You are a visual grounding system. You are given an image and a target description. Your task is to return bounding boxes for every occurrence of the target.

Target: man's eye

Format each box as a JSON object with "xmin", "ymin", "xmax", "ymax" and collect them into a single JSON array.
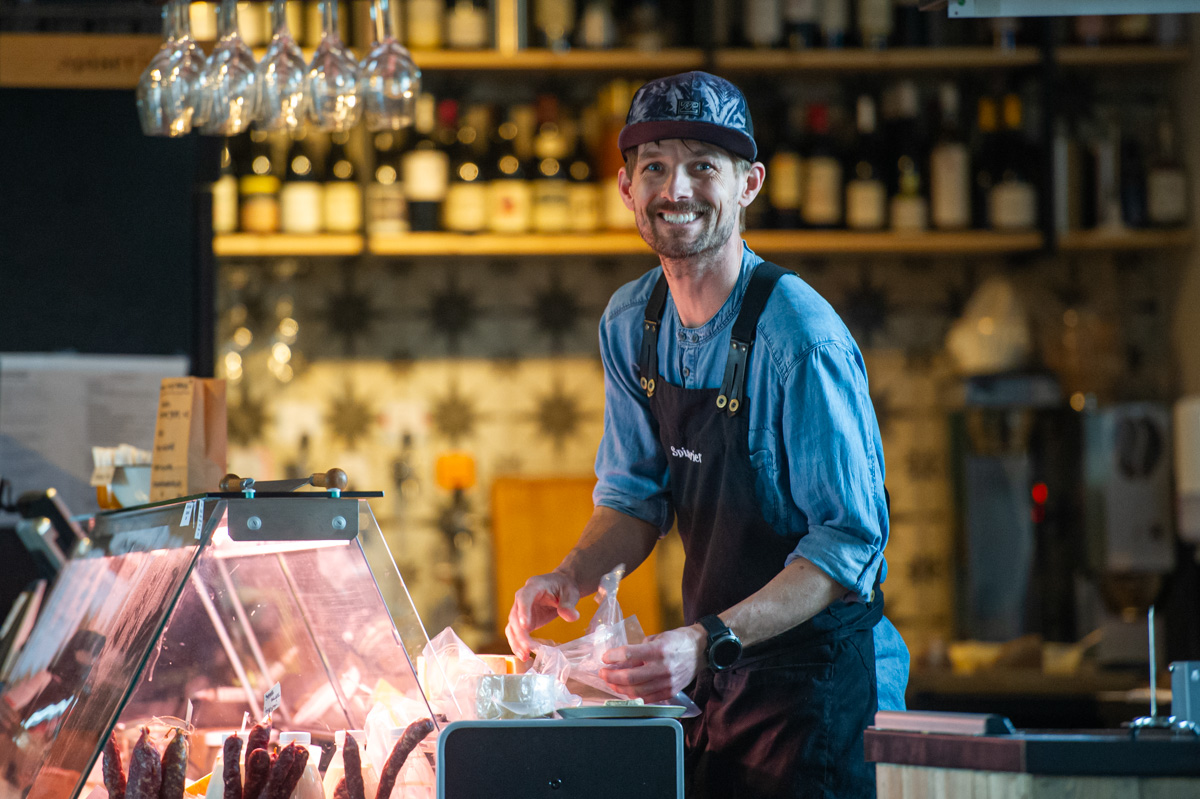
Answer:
[{"xmin": 694, "ymin": 162, "xmax": 714, "ymax": 171}]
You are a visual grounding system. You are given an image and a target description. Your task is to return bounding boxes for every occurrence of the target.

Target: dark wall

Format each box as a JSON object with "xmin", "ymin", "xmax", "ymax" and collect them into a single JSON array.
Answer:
[{"xmin": 0, "ymin": 88, "xmax": 209, "ymax": 370}]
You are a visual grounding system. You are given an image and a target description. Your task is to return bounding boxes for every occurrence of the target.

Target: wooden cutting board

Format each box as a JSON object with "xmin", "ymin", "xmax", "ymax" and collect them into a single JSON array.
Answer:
[{"xmin": 492, "ymin": 476, "xmax": 663, "ymax": 647}]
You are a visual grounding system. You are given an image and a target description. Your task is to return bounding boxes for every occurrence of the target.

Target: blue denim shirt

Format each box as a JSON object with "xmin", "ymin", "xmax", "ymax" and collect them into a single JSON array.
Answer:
[{"xmin": 594, "ymin": 243, "xmax": 909, "ymax": 710}]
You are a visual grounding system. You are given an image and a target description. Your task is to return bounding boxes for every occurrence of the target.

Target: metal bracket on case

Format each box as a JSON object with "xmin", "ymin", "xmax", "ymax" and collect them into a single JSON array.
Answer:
[{"xmin": 227, "ymin": 497, "xmax": 359, "ymax": 541}]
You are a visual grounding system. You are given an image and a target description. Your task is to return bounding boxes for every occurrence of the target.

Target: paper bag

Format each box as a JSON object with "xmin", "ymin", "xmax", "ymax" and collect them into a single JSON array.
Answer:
[{"xmin": 149, "ymin": 378, "xmax": 227, "ymax": 502}]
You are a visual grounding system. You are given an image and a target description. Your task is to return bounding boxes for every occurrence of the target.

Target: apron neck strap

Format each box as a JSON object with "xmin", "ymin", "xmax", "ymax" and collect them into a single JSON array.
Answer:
[
  {"xmin": 638, "ymin": 273, "xmax": 671, "ymax": 397},
  {"xmin": 718, "ymin": 261, "xmax": 791, "ymax": 416}
]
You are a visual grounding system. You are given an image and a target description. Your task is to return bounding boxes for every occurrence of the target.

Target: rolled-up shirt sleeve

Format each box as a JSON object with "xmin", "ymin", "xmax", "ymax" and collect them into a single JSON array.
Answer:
[
  {"xmin": 783, "ymin": 342, "xmax": 888, "ymax": 601},
  {"xmin": 592, "ymin": 303, "xmax": 674, "ymax": 532}
]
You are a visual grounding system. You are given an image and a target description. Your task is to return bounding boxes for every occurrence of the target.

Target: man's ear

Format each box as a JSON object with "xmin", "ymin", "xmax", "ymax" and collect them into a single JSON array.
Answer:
[
  {"xmin": 740, "ymin": 161, "xmax": 766, "ymax": 208},
  {"xmin": 618, "ymin": 166, "xmax": 636, "ymax": 212}
]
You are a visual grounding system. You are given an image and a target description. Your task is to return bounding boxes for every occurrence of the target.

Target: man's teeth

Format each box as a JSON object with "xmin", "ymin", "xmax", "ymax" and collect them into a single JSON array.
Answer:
[{"xmin": 661, "ymin": 212, "xmax": 699, "ymax": 224}]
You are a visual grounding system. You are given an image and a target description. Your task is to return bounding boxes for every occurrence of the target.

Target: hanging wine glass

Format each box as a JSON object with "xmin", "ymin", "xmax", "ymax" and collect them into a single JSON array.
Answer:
[
  {"xmin": 254, "ymin": 0, "xmax": 308, "ymax": 132},
  {"xmin": 198, "ymin": 0, "xmax": 258, "ymax": 135},
  {"xmin": 136, "ymin": 0, "xmax": 205, "ymax": 137},
  {"xmin": 307, "ymin": 0, "xmax": 361, "ymax": 132},
  {"xmin": 360, "ymin": 0, "xmax": 421, "ymax": 131}
]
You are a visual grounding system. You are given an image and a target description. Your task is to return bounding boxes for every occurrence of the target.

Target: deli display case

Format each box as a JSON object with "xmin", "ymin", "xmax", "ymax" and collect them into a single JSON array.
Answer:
[{"xmin": 0, "ymin": 480, "xmax": 437, "ymax": 798}]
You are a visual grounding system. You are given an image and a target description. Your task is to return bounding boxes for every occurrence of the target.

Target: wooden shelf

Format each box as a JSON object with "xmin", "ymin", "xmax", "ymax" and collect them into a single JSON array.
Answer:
[
  {"xmin": 0, "ymin": 33, "xmax": 163, "ymax": 89},
  {"xmin": 213, "ymin": 233, "xmax": 364, "ymax": 256},
  {"xmin": 1055, "ymin": 45, "xmax": 1191, "ymax": 68},
  {"xmin": 716, "ymin": 46, "xmax": 1041, "ymax": 72},
  {"xmin": 747, "ymin": 230, "xmax": 1043, "ymax": 255},
  {"xmin": 1058, "ymin": 228, "xmax": 1193, "ymax": 252},
  {"xmin": 408, "ymin": 48, "xmax": 705, "ymax": 73},
  {"xmin": 369, "ymin": 232, "xmax": 652, "ymax": 256}
]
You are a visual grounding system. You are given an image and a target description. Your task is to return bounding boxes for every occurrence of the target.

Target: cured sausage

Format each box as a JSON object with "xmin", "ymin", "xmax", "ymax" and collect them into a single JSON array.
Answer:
[
  {"xmin": 125, "ymin": 727, "xmax": 162, "ymax": 799},
  {"xmin": 341, "ymin": 732, "xmax": 364, "ymax": 799},
  {"xmin": 102, "ymin": 731, "xmax": 126, "ymax": 799},
  {"xmin": 245, "ymin": 723, "xmax": 270, "ymax": 768},
  {"xmin": 374, "ymin": 718, "xmax": 434, "ymax": 799},
  {"xmin": 241, "ymin": 747, "xmax": 271, "ymax": 799},
  {"xmin": 283, "ymin": 744, "xmax": 308, "ymax": 794},
  {"xmin": 260, "ymin": 741, "xmax": 298, "ymax": 799},
  {"xmin": 332, "ymin": 779, "xmax": 350, "ymax": 799},
  {"xmin": 159, "ymin": 729, "xmax": 189, "ymax": 799},
  {"xmin": 222, "ymin": 734, "xmax": 244, "ymax": 799}
]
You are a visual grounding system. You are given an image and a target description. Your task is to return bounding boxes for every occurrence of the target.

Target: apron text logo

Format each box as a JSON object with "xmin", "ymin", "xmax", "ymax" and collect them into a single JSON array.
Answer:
[{"xmin": 670, "ymin": 445, "xmax": 703, "ymax": 464}]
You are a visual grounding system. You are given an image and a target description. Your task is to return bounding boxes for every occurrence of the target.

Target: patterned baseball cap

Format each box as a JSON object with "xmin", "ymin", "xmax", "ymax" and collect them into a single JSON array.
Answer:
[{"xmin": 618, "ymin": 71, "xmax": 757, "ymax": 162}]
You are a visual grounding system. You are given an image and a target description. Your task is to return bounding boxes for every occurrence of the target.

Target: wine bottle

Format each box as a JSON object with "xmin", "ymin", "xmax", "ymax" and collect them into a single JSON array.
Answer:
[
  {"xmin": 566, "ymin": 114, "xmax": 601, "ymax": 232},
  {"xmin": 488, "ymin": 111, "xmax": 534, "ymax": 234},
  {"xmin": 240, "ymin": 129, "xmax": 281, "ymax": 233},
  {"xmin": 280, "ymin": 132, "xmax": 324, "ymax": 234},
  {"xmin": 887, "ymin": 81, "xmax": 928, "ymax": 232},
  {"xmin": 324, "ymin": 130, "xmax": 363, "ymax": 233},
  {"xmin": 532, "ymin": 95, "xmax": 571, "ymax": 233},
  {"xmin": 1146, "ymin": 109, "xmax": 1189, "ymax": 228},
  {"xmin": 893, "ymin": 0, "xmax": 925, "ymax": 47},
  {"xmin": 367, "ymin": 131, "xmax": 409, "ymax": 234},
  {"xmin": 628, "ymin": 1, "xmax": 665, "ymax": 51},
  {"xmin": 768, "ymin": 104, "xmax": 805, "ymax": 229},
  {"xmin": 819, "ymin": 0, "xmax": 848, "ymax": 48},
  {"xmin": 972, "ymin": 96, "xmax": 999, "ymax": 230},
  {"xmin": 212, "ymin": 139, "xmax": 239, "ymax": 234},
  {"xmin": 930, "ymin": 82, "xmax": 970, "ymax": 230},
  {"xmin": 1120, "ymin": 131, "xmax": 1148, "ymax": 229},
  {"xmin": 407, "ymin": 0, "xmax": 444, "ymax": 48},
  {"xmin": 745, "ymin": 0, "xmax": 783, "ymax": 49},
  {"xmin": 446, "ymin": 0, "xmax": 489, "ymax": 48},
  {"xmin": 237, "ymin": 1, "xmax": 269, "ymax": 46},
  {"xmin": 784, "ymin": 0, "xmax": 819, "ymax": 49},
  {"xmin": 988, "ymin": 93, "xmax": 1037, "ymax": 231},
  {"xmin": 599, "ymin": 80, "xmax": 637, "ymax": 229},
  {"xmin": 578, "ymin": 0, "xmax": 617, "ymax": 48},
  {"xmin": 402, "ymin": 93, "xmax": 451, "ymax": 231},
  {"xmin": 534, "ymin": 0, "xmax": 576, "ymax": 51},
  {"xmin": 801, "ymin": 103, "xmax": 843, "ymax": 229},
  {"xmin": 856, "ymin": 0, "xmax": 893, "ymax": 50},
  {"xmin": 845, "ymin": 95, "xmax": 887, "ymax": 231},
  {"xmin": 444, "ymin": 104, "xmax": 490, "ymax": 233}
]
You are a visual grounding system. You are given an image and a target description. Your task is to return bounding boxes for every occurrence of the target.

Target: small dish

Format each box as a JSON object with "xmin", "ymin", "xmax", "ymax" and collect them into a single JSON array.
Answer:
[{"xmin": 557, "ymin": 704, "xmax": 687, "ymax": 719}]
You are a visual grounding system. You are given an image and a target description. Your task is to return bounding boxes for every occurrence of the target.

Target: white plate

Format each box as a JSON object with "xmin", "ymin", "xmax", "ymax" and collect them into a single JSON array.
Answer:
[{"xmin": 557, "ymin": 704, "xmax": 687, "ymax": 719}]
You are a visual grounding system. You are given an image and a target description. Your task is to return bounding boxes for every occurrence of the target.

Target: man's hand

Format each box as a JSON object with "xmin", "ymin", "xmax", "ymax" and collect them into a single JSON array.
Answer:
[
  {"xmin": 505, "ymin": 571, "xmax": 582, "ymax": 661},
  {"xmin": 598, "ymin": 625, "xmax": 706, "ymax": 704}
]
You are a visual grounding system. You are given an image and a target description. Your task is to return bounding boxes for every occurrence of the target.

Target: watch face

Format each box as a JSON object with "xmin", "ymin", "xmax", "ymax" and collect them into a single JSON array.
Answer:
[{"xmin": 710, "ymin": 635, "xmax": 741, "ymax": 670}]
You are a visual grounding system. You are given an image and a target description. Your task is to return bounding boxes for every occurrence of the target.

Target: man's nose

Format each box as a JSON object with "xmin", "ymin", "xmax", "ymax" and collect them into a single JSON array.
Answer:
[{"xmin": 662, "ymin": 166, "xmax": 694, "ymax": 202}]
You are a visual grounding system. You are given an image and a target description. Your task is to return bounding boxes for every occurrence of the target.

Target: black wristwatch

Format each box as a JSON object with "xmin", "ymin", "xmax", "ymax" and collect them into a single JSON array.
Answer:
[{"xmin": 698, "ymin": 614, "xmax": 742, "ymax": 671}]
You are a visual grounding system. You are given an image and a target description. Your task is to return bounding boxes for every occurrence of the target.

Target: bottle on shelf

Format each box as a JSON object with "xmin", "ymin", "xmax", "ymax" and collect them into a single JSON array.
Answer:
[
  {"xmin": 367, "ymin": 130, "xmax": 409, "ymax": 234},
  {"xmin": 239, "ymin": 129, "xmax": 281, "ymax": 233},
  {"xmin": 324, "ymin": 129, "xmax": 363, "ymax": 233},
  {"xmin": 845, "ymin": 95, "xmax": 887, "ymax": 231},
  {"xmin": 444, "ymin": 103, "xmax": 490, "ymax": 233},
  {"xmin": 628, "ymin": 0, "xmax": 665, "ymax": 51},
  {"xmin": 1074, "ymin": 15, "xmax": 1107, "ymax": 47},
  {"xmin": 767, "ymin": 103, "xmax": 805, "ymax": 229},
  {"xmin": 1146, "ymin": 108, "xmax": 1189, "ymax": 228},
  {"xmin": 856, "ymin": 0, "xmax": 893, "ymax": 50},
  {"xmin": 929, "ymin": 82, "xmax": 971, "ymax": 231},
  {"xmin": 532, "ymin": 95, "xmax": 571, "ymax": 233},
  {"xmin": 819, "ymin": 0, "xmax": 849, "ymax": 48},
  {"xmin": 446, "ymin": 0, "xmax": 490, "ymax": 48},
  {"xmin": 987, "ymin": 93, "xmax": 1037, "ymax": 232},
  {"xmin": 990, "ymin": 17, "xmax": 1019, "ymax": 51},
  {"xmin": 745, "ymin": 0, "xmax": 783, "ymax": 49},
  {"xmin": 534, "ymin": 0, "xmax": 576, "ymax": 51},
  {"xmin": 407, "ymin": 0, "xmax": 444, "ymax": 49},
  {"xmin": 402, "ymin": 93, "xmax": 451, "ymax": 231},
  {"xmin": 566, "ymin": 113, "xmax": 601, "ymax": 232},
  {"xmin": 212, "ymin": 138, "xmax": 240, "ymax": 235},
  {"xmin": 237, "ymin": 1, "xmax": 269, "ymax": 46},
  {"xmin": 280, "ymin": 131, "xmax": 324, "ymax": 234},
  {"xmin": 578, "ymin": 0, "xmax": 617, "ymax": 49},
  {"xmin": 487, "ymin": 110, "xmax": 534, "ymax": 234},
  {"xmin": 598, "ymin": 80, "xmax": 637, "ymax": 230},
  {"xmin": 784, "ymin": 0, "xmax": 819, "ymax": 50},
  {"xmin": 801, "ymin": 103, "xmax": 843, "ymax": 229},
  {"xmin": 892, "ymin": 0, "xmax": 926, "ymax": 48},
  {"xmin": 971, "ymin": 96, "xmax": 999, "ymax": 230},
  {"xmin": 1120, "ymin": 129, "xmax": 1148, "ymax": 229},
  {"xmin": 887, "ymin": 80, "xmax": 928, "ymax": 233}
]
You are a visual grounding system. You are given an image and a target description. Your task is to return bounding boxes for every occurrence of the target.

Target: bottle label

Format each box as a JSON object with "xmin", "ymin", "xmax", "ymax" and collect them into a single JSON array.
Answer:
[
  {"xmin": 212, "ymin": 175, "xmax": 239, "ymax": 234},
  {"xmin": 534, "ymin": 181, "xmax": 571, "ymax": 233},
  {"xmin": 989, "ymin": 179, "xmax": 1037, "ymax": 230},
  {"xmin": 324, "ymin": 182, "xmax": 363, "ymax": 233},
  {"xmin": 403, "ymin": 150, "xmax": 450, "ymax": 202},
  {"xmin": 820, "ymin": 0, "xmax": 849, "ymax": 33},
  {"xmin": 785, "ymin": 0, "xmax": 818, "ymax": 23},
  {"xmin": 1147, "ymin": 168, "xmax": 1187, "ymax": 225},
  {"xmin": 444, "ymin": 182, "xmax": 488, "ymax": 232},
  {"xmin": 890, "ymin": 194, "xmax": 929, "ymax": 232},
  {"xmin": 857, "ymin": 0, "xmax": 894, "ymax": 45},
  {"xmin": 846, "ymin": 179, "xmax": 887, "ymax": 230},
  {"xmin": 407, "ymin": 0, "xmax": 443, "ymax": 48},
  {"xmin": 280, "ymin": 183, "xmax": 324, "ymax": 234},
  {"xmin": 367, "ymin": 183, "xmax": 409, "ymax": 234},
  {"xmin": 489, "ymin": 180, "xmax": 533, "ymax": 233},
  {"xmin": 745, "ymin": 0, "xmax": 784, "ymax": 47},
  {"xmin": 802, "ymin": 157, "xmax": 843, "ymax": 226},
  {"xmin": 930, "ymin": 143, "xmax": 971, "ymax": 230},
  {"xmin": 447, "ymin": 4, "xmax": 489, "ymax": 48},
  {"xmin": 768, "ymin": 151, "xmax": 803, "ymax": 211},
  {"xmin": 568, "ymin": 183, "xmax": 601, "ymax": 232}
]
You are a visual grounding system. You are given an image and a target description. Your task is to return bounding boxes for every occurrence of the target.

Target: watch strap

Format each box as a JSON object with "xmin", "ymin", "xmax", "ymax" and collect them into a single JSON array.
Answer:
[{"xmin": 698, "ymin": 614, "xmax": 729, "ymax": 641}]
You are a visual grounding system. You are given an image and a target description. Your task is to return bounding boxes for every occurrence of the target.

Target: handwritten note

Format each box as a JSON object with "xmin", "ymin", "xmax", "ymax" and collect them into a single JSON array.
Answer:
[{"xmin": 150, "ymin": 379, "xmax": 195, "ymax": 502}]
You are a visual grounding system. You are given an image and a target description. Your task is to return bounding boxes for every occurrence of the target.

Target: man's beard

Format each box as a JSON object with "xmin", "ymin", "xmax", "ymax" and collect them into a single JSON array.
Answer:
[{"xmin": 636, "ymin": 200, "xmax": 737, "ymax": 260}]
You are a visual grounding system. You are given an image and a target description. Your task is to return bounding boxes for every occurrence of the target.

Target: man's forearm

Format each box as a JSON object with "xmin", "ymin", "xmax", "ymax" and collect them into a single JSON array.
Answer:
[
  {"xmin": 718, "ymin": 556, "xmax": 846, "ymax": 648},
  {"xmin": 557, "ymin": 505, "xmax": 660, "ymax": 597}
]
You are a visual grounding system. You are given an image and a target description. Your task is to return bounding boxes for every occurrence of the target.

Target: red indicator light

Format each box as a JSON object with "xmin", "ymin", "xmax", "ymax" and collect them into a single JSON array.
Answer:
[{"xmin": 1031, "ymin": 482, "xmax": 1048, "ymax": 505}]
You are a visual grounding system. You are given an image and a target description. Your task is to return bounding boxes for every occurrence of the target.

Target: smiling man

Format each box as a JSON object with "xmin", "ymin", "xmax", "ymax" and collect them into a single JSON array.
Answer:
[{"xmin": 505, "ymin": 72, "xmax": 909, "ymax": 799}]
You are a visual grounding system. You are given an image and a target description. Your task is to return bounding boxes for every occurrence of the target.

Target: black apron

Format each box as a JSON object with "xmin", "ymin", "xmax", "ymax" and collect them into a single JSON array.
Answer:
[{"xmin": 638, "ymin": 262, "xmax": 884, "ymax": 799}]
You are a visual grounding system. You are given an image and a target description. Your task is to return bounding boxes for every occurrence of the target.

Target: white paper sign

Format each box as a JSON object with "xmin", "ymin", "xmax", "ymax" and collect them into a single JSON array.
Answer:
[
  {"xmin": 180, "ymin": 500, "xmax": 195, "ymax": 527},
  {"xmin": 264, "ymin": 681, "xmax": 282, "ymax": 716}
]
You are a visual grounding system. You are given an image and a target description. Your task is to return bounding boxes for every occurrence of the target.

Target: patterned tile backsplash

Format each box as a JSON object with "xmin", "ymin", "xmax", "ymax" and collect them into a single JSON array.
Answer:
[{"xmin": 218, "ymin": 250, "xmax": 1179, "ymax": 657}]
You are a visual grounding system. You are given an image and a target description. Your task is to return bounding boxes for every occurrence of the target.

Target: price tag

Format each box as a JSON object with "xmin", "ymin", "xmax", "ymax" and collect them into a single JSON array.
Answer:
[
  {"xmin": 264, "ymin": 682, "xmax": 282, "ymax": 716},
  {"xmin": 180, "ymin": 500, "xmax": 195, "ymax": 527},
  {"xmin": 193, "ymin": 501, "xmax": 204, "ymax": 540}
]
